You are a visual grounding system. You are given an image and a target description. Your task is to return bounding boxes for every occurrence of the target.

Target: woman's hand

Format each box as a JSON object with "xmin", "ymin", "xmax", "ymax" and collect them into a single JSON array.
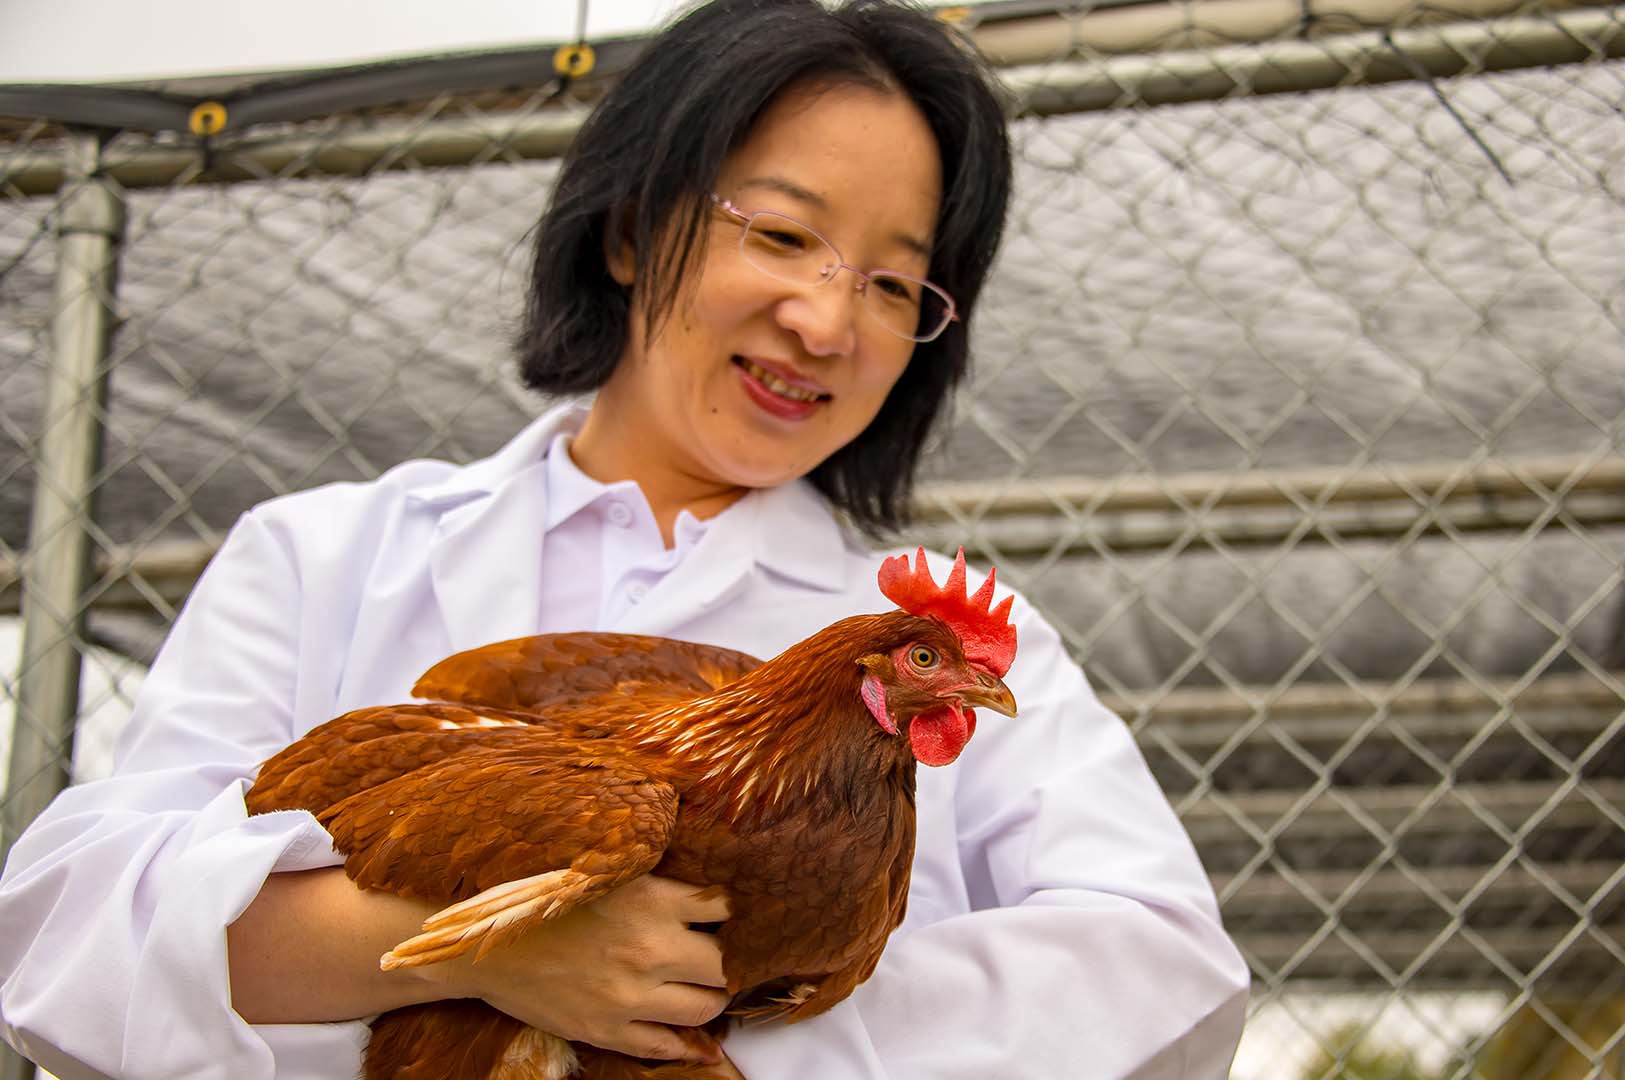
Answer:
[
  {"xmin": 421, "ymin": 873, "xmax": 733, "ymax": 1065},
  {"xmin": 229, "ymin": 867, "xmax": 730, "ymax": 1065}
]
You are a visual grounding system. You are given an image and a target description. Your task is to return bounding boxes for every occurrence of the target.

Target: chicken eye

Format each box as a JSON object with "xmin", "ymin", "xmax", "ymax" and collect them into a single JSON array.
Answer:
[{"xmin": 909, "ymin": 646, "xmax": 939, "ymax": 669}]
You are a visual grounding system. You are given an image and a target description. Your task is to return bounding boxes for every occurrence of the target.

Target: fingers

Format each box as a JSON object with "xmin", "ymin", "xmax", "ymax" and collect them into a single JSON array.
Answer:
[
  {"xmin": 666, "ymin": 927, "xmax": 728, "ymax": 988},
  {"xmin": 457, "ymin": 871, "xmax": 735, "ymax": 1065},
  {"xmin": 634, "ymin": 876, "xmax": 729, "ymax": 988},
  {"xmin": 611, "ymin": 1021, "xmax": 725, "ymax": 1066},
  {"xmin": 643, "ymin": 874, "xmax": 731, "ymax": 924},
  {"xmin": 680, "ymin": 883, "xmax": 732, "ymax": 924},
  {"xmin": 601, "ymin": 924, "xmax": 727, "ymax": 990},
  {"xmin": 574, "ymin": 976, "xmax": 726, "ymax": 1064},
  {"xmin": 642, "ymin": 982, "xmax": 732, "ymax": 1029}
]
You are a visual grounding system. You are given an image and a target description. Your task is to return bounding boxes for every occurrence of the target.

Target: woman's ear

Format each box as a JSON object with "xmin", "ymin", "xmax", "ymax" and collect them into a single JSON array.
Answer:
[{"xmin": 604, "ymin": 203, "xmax": 637, "ymax": 286}]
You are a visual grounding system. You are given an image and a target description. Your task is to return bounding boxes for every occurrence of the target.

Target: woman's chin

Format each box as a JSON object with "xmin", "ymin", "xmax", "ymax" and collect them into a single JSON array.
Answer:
[
  {"xmin": 718, "ymin": 461, "xmax": 808, "ymax": 491},
  {"xmin": 701, "ymin": 441, "xmax": 821, "ymax": 492}
]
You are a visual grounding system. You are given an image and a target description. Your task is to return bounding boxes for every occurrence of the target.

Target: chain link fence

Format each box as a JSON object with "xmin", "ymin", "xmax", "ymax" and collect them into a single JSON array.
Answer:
[{"xmin": 3, "ymin": 1, "xmax": 1624, "ymax": 1076}]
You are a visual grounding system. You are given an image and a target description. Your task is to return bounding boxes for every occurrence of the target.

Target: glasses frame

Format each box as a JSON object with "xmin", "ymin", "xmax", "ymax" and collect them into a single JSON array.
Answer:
[{"xmin": 710, "ymin": 194, "xmax": 958, "ymax": 344}]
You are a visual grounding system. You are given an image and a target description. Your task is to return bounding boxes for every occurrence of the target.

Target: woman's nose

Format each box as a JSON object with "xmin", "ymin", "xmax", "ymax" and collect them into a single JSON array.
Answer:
[{"xmin": 776, "ymin": 275, "xmax": 861, "ymax": 358}]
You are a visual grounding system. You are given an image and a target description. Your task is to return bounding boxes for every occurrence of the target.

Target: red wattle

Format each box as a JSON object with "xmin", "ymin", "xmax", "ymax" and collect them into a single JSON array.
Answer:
[{"xmin": 909, "ymin": 703, "xmax": 972, "ymax": 767}]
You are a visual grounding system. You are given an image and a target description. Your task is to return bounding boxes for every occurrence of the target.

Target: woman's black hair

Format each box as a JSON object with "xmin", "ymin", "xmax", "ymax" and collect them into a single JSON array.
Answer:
[{"xmin": 516, "ymin": 0, "xmax": 1012, "ymax": 537}]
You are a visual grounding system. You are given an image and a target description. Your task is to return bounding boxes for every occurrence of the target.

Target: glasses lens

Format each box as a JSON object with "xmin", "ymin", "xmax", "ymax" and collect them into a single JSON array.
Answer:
[
  {"xmin": 869, "ymin": 273, "xmax": 950, "ymax": 342},
  {"xmin": 736, "ymin": 208, "xmax": 953, "ymax": 343},
  {"xmin": 740, "ymin": 212, "xmax": 835, "ymax": 285}
]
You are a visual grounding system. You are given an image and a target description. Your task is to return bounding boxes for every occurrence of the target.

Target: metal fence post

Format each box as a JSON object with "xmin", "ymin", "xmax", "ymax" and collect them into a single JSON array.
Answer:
[{"xmin": 1, "ymin": 133, "xmax": 124, "ymax": 1080}]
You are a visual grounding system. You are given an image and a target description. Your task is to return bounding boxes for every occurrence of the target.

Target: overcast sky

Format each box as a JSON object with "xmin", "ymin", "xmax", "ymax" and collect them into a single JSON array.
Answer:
[{"xmin": 0, "ymin": 0, "xmax": 693, "ymax": 84}]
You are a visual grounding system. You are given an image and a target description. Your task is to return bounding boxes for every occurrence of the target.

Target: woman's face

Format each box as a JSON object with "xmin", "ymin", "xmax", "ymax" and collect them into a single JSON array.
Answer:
[{"xmin": 592, "ymin": 79, "xmax": 944, "ymax": 497}]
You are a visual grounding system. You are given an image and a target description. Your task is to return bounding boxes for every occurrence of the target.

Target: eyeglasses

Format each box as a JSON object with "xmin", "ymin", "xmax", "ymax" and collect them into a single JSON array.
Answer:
[{"xmin": 711, "ymin": 194, "xmax": 957, "ymax": 343}]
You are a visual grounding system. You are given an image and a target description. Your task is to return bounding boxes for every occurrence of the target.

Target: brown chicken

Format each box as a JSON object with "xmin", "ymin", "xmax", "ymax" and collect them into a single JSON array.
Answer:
[{"xmin": 246, "ymin": 548, "xmax": 1018, "ymax": 1080}]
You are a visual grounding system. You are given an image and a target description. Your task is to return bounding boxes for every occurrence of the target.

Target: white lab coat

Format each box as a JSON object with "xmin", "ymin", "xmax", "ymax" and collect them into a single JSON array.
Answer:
[{"xmin": 0, "ymin": 404, "xmax": 1248, "ymax": 1079}]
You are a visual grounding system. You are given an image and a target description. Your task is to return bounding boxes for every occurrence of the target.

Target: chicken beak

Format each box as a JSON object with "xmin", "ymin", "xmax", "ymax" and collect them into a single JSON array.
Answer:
[{"xmin": 956, "ymin": 669, "xmax": 1017, "ymax": 718}]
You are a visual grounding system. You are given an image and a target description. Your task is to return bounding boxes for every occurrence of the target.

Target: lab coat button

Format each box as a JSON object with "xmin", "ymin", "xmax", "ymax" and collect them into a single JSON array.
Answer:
[
  {"xmin": 627, "ymin": 581, "xmax": 649, "ymax": 603},
  {"xmin": 607, "ymin": 502, "xmax": 634, "ymax": 527}
]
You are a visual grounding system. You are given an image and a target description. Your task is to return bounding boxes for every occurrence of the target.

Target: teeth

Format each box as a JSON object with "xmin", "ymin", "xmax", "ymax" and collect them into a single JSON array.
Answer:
[{"xmin": 742, "ymin": 359, "xmax": 823, "ymax": 403}]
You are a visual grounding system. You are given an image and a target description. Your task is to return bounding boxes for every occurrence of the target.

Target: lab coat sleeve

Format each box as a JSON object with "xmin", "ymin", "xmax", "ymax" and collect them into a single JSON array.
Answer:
[
  {"xmin": 725, "ymin": 597, "xmax": 1250, "ymax": 1079},
  {"xmin": 0, "ymin": 510, "xmax": 362, "ymax": 1080}
]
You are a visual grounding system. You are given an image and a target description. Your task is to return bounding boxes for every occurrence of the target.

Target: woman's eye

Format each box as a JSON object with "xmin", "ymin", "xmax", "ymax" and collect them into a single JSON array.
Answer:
[
  {"xmin": 763, "ymin": 229, "xmax": 805, "ymax": 250},
  {"xmin": 872, "ymin": 275, "xmax": 921, "ymax": 304},
  {"xmin": 910, "ymin": 646, "xmax": 938, "ymax": 668}
]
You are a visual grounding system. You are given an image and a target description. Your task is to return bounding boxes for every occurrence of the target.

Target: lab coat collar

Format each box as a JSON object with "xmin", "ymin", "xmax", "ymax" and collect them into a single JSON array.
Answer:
[
  {"xmin": 421, "ymin": 400, "xmax": 851, "ymax": 648},
  {"xmin": 409, "ymin": 401, "xmax": 589, "ymax": 510},
  {"xmin": 607, "ymin": 478, "xmax": 849, "ymax": 637},
  {"xmin": 425, "ymin": 458, "xmax": 551, "ymax": 650},
  {"xmin": 420, "ymin": 403, "xmax": 584, "ymax": 649},
  {"xmin": 746, "ymin": 480, "xmax": 850, "ymax": 594}
]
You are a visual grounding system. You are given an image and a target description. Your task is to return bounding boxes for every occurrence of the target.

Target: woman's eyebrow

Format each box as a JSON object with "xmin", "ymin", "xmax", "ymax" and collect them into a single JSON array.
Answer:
[
  {"xmin": 737, "ymin": 175, "xmax": 826, "ymax": 207},
  {"xmin": 890, "ymin": 232, "xmax": 933, "ymax": 262},
  {"xmin": 734, "ymin": 175, "xmax": 933, "ymax": 260}
]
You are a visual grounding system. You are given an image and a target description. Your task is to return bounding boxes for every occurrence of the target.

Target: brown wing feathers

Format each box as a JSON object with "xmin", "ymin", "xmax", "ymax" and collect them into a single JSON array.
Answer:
[{"xmin": 411, "ymin": 633, "xmax": 761, "ymax": 716}]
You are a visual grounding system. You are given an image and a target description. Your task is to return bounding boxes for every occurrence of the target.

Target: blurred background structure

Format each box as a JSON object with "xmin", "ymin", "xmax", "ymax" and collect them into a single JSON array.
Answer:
[{"xmin": 3, "ymin": 1, "xmax": 1624, "ymax": 1077}]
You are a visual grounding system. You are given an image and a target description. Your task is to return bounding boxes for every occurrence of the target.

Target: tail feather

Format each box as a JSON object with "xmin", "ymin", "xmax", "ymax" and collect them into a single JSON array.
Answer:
[{"xmin": 381, "ymin": 868, "xmax": 593, "ymax": 970}]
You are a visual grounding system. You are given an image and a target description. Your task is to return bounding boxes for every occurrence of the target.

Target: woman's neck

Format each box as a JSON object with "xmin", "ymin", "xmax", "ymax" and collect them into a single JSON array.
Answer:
[{"xmin": 568, "ymin": 411, "xmax": 748, "ymax": 548}]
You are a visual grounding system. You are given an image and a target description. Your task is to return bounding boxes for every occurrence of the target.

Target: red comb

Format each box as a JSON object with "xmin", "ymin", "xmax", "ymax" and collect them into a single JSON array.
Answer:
[{"xmin": 877, "ymin": 547, "xmax": 1016, "ymax": 677}]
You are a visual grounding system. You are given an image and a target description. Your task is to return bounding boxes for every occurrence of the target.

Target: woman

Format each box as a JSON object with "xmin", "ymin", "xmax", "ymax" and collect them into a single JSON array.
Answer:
[{"xmin": 0, "ymin": 1, "xmax": 1248, "ymax": 1076}]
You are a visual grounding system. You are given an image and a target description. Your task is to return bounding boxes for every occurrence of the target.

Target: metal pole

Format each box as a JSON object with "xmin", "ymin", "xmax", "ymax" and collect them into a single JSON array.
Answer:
[{"xmin": 1, "ymin": 133, "xmax": 124, "ymax": 1080}]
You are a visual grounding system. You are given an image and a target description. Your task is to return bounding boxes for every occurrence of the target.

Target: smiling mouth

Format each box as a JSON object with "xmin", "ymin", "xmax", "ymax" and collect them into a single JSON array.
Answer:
[{"xmin": 735, "ymin": 357, "xmax": 830, "ymax": 404}]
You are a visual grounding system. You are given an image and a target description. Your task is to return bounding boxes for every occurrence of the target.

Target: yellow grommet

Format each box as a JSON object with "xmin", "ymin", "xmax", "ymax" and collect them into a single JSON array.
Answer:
[
  {"xmin": 936, "ymin": 6, "xmax": 972, "ymax": 24},
  {"xmin": 553, "ymin": 43, "xmax": 596, "ymax": 78},
  {"xmin": 189, "ymin": 101, "xmax": 228, "ymax": 136}
]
